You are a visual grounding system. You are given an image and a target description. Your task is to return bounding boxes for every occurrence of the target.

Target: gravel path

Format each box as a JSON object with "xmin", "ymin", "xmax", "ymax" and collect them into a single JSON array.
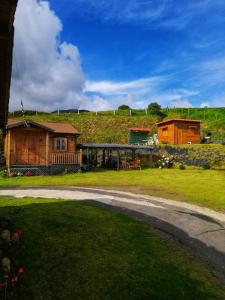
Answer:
[{"xmin": 0, "ymin": 187, "xmax": 225, "ymax": 281}]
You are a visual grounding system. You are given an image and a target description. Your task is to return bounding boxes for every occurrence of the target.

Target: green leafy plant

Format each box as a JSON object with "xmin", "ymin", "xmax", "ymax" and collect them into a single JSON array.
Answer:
[
  {"xmin": 179, "ymin": 164, "xmax": 186, "ymax": 170},
  {"xmin": 202, "ymin": 163, "xmax": 211, "ymax": 170},
  {"xmin": 0, "ymin": 170, "xmax": 8, "ymax": 178}
]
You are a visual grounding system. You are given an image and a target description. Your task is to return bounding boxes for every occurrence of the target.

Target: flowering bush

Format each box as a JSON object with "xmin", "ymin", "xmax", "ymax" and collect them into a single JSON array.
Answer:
[
  {"xmin": 0, "ymin": 217, "xmax": 24, "ymax": 298},
  {"xmin": 9, "ymin": 172, "xmax": 17, "ymax": 177},
  {"xmin": 24, "ymin": 171, "xmax": 33, "ymax": 176},
  {"xmin": 158, "ymin": 155, "xmax": 174, "ymax": 169}
]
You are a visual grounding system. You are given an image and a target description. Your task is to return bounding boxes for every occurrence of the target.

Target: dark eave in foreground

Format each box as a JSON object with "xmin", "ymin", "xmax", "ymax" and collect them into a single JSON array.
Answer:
[{"xmin": 0, "ymin": 0, "xmax": 18, "ymax": 128}]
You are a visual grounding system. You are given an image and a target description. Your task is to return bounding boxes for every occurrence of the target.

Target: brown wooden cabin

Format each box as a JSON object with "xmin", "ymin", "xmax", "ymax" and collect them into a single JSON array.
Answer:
[
  {"xmin": 4, "ymin": 120, "xmax": 82, "ymax": 171},
  {"xmin": 157, "ymin": 118, "xmax": 201, "ymax": 144}
]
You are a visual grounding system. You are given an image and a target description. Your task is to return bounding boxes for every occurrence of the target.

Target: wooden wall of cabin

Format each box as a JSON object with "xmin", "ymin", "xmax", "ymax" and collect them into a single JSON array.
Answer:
[
  {"xmin": 157, "ymin": 123, "xmax": 175, "ymax": 144},
  {"xmin": 174, "ymin": 122, "xmax": 200, "ymax": 144},
  {"xmin": 5, "ymin": 127, "xmax": 47, "ymax": 165}
]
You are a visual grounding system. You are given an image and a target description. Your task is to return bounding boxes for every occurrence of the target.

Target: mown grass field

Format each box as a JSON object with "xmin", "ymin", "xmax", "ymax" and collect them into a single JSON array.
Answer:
[
  {"xmin": 8, "ymin": 107, "xmax": 225, "ymax": 143},
  {"xmin": 1, "ymin": 169, "xmax": 225, "ymax": 211},
  {"xmin": 1, "ymin": 197, "xmax": 224, "ymax": 300}
]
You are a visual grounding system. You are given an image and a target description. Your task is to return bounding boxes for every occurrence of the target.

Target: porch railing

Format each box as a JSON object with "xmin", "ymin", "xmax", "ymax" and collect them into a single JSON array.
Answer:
[{"xmin": 50, "ymin": 152, "xmax": 81, "ymax": 165}]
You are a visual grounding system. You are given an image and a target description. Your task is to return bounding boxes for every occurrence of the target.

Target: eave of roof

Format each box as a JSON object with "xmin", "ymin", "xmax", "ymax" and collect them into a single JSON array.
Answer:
[
  {"xmin": 128, "ymin": 128, "xmax": 151, "ymax": 132},
  {"xmin": 157, "ymin": 118, "xmax": 201, "ymax": 126},
  {"xmin": 6, "ymin": 119, "xmax": 80, "ymax": 135},
  {"xmin": 78, "ymin": 143, "xmax": 154, "ymax": 150},
  {"xmin": 0, "ymin": 0, "xmax": 18, "ymax": 128}
]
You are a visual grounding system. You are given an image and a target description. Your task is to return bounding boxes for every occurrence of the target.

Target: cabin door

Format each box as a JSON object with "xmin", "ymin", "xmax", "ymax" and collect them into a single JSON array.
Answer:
[
  {"xmin": 177, "ymin": 126, "xmax": 183, "ymax": 144},
  {"xmin": 15, "ymin": 133, "xmax": 40, "ymax": 165}
]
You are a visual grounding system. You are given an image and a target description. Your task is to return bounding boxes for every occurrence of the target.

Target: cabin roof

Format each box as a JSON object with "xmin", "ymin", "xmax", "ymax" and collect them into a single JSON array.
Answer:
[
  {"xmin": 128, "ymin": 128, "xmax": 151, "ymax": 132},
  {"xmin": 157, "ymin": 118, "xmax": 201, "ymax": 126},
  {"xmin": 6, "ymin": 119, "xmax": 80, "ymax": 135}
]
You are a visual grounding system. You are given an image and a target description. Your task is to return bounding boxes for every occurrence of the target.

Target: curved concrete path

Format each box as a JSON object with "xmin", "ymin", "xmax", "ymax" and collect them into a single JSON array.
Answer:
[{"xmin": 0, "ymin": 187, "xmax": 225, "ymax": 281}]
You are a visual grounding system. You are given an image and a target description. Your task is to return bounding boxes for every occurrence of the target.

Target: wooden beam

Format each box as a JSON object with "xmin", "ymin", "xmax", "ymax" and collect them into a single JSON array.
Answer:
[
  {"xmin": 116, "ymin": 149, "xmax": 120, "ymax": 171},
  {"xmin": 79, "ymin": 149, "xmax": 83, "ymax": 167},
  {"xmin": 46, "ymin": 132, "xmax": 49, "ymax": 166},
  {"xmin": 7, "ymin": 129, "xmax": 11, "ymax": 174}
]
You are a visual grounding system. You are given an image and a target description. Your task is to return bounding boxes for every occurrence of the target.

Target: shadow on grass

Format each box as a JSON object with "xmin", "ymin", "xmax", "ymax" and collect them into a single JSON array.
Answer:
[{"xmin": 0, "ymin": 198, "xmax": 224, "ymax": 300}]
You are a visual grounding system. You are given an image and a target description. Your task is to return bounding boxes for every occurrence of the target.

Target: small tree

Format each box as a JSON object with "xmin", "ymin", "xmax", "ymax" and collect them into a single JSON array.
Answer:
[
  {"xmin": 118, "ymin": 105, "xmax": 131, "ymax": 110},
  {"xmin": 148, "ymin": 102, "xmax": 161, "ymax": 115}
]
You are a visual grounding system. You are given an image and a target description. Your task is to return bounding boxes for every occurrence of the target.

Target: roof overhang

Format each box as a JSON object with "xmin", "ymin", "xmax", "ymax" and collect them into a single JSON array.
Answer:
[
  {"xmin": 0, "ymin": 0, "xmax": 18, "ymax": 128},
  {"xmin": 129, "ymin": 128, "xmax": 151, "ymax": 132},
  {"xmin": 6, "ymin": 120, "xmax": 55, "ymax": 132},
  {"xmin": 157, "ymin": 118, "xmax": 201, "ymax": 126},
  {"xmin": 6, "ymin": 119, "xmax": 80, "ymax": 135}
]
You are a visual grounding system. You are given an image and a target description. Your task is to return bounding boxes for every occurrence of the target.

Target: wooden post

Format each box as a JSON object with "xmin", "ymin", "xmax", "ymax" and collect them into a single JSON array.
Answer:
[
  {"xmin": 132, "ymin": 149, "xmax": 136, "ymax": 161},
  {"xmin": 87, "ymin": 148, "xmax": 89, "ymax": 168},
  {"xmin": 46, "ymin": 132, "xmax": 49, "ymax": 166},
  {"xmin": 116, "ymin": 149, "xmax": 120, "ymax": 171},
  {"xmin": 102, "ymin": 149, "xmax": 105, "ymax": 167},
  {"xmin": 7, "ymin": 130, "xmax": 11, "ymax": 175},
  {"xmin": 79, "ymin": 149, "xmax": 83, "ymax": 166}
]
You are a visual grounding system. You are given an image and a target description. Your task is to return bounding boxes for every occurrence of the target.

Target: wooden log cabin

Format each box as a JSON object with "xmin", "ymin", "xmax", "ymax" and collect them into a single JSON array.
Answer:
[
  {"xmin": 157, "ymin": 118, "xmax": 201, "ymax": 145},
  {"xmin": 4, "ymin": 120, "xmax": 82, "ymax": 175}
]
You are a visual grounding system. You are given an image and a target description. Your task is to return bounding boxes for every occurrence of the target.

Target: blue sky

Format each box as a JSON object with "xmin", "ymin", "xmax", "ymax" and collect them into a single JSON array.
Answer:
[{"xmin": 11, "ymin": 0, "xmax": 225, "ymax": 111}]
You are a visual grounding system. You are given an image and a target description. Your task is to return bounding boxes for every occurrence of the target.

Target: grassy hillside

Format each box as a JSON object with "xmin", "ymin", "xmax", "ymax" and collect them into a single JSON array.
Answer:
[{"xmin": 8, "ymin": 107, "xmax": 225, "ymax": 144}]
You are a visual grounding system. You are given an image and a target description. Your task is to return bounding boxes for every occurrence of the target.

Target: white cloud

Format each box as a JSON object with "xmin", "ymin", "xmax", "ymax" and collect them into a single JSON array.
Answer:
[
  {"xmin": 68, "ymin": 0, "xmax": 225, "ymax": 30},
  {"xmin": 85, "ymin": 77, "xmax": 165, "ymax": 96},
  {"xmin": 10, "ymin": 0, "xmax": 85, "ymax": 112},
  {"xmin": 169, "ymin": 100, "xmax": 192, "ymax": 108}
]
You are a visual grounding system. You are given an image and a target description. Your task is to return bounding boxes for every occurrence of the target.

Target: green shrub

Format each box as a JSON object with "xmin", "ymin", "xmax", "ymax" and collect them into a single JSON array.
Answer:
[
  {"xmin": 202, "ymin": 163, "xmax": 211, "ymax": 170},
  {"xmin": 0, "ymin": 169, "xmax": 8, "ymax": 178},
  {"xmin": 179, "ymin": 164, "xmax": 186, "ymax": 170}
]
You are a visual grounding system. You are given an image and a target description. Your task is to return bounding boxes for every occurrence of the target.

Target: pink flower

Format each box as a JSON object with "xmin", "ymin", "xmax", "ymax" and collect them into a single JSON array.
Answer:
[
  {"xmin": 14, "ymin": 229, "xmax": 22, "ymax": 236},
  {"xmin": 3, "ymin": 274, "xmax": 9, "ymax": 279},
  {"xmin": 18, "ymin": 267, "xmax": 24, "ymax": 273},
  {"xmin": 11, "ymin": 277, "xmax": 18, "ymax": 283},
  {"xmin": 0, "ymin": 283, "xmax": 5, "ymax": 287}
]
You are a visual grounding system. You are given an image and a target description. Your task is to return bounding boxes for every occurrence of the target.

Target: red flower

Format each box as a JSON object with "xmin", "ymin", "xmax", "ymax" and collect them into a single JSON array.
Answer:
[
  {"xmin": 18, "ymin": 267, "xmax": 24, "ymax": 273},
  {"xmin": 0, "ymin": 283, "xmax": 5, "ymax": 287},
  {"xmin": 11, "ymin": 277, "xmax": 18, "ymax": 283},
  {"xmin": 3, "ymin": 274, "xmax": 9, "ymax": 279},
  {"xmin": 14, "ymin": 229, "xmax": 22, "ymax": 236}
]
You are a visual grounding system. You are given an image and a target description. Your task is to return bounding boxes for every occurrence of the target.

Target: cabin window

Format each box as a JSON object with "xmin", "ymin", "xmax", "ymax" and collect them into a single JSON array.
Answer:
[{"xmin": 53, "ymin": 138, "xmax": 67, "ymax": 151}]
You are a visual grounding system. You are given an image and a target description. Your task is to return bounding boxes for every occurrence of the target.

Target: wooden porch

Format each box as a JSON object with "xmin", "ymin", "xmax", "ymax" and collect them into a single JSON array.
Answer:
[{"xmin": 49, "ymin": 152, "xmax": 81, "ymax": 165}]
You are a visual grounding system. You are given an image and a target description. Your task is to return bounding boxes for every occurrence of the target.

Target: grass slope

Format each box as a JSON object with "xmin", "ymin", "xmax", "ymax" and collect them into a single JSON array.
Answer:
[
  {"xmin": 1, "ymin": 197, "xmax": 224, "ymax": 300},
  {"xmin": 8, "ymin": 107, "xmax": 225, "ymax": 144},
  {"xmin": 1, "ymin": 169, "xmax": 225, "ymax": 211}
]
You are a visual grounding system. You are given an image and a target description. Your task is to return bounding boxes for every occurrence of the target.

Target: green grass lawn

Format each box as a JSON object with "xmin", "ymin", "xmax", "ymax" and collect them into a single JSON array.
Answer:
[
  {"xmin": 1, "ymin": 169, "xmax": 225, "ymax": 211},
  {"xmin": 1, "ymin": 197, "xmax": 224, "ymax": 300}
]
